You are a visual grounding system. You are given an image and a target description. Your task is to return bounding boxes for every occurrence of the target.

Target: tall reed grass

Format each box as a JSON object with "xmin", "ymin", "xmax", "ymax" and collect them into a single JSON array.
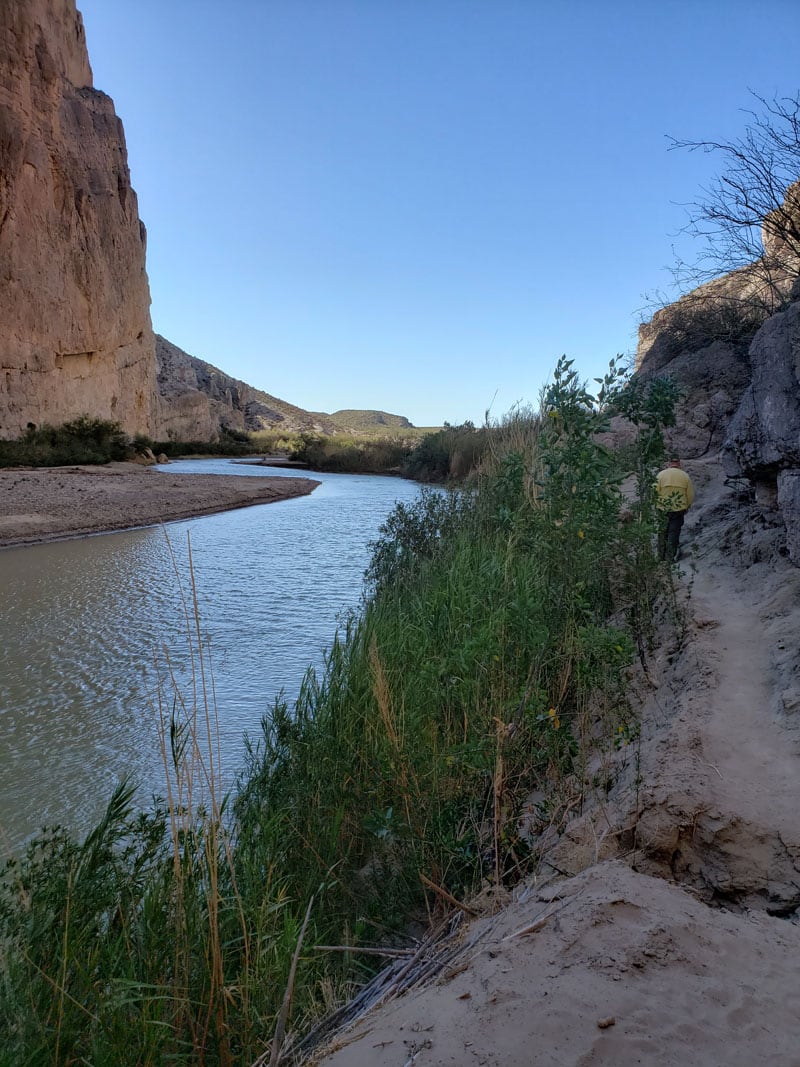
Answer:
[{"xmin": 0, "ymin": 358, "xmax": 675, "ymax": 1063}]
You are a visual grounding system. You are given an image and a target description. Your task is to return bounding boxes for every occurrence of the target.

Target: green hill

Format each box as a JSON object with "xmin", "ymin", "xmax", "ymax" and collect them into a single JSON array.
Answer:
[{"xmin": 324, "ymin": 409, "xmax": 414, "ymax": 432}]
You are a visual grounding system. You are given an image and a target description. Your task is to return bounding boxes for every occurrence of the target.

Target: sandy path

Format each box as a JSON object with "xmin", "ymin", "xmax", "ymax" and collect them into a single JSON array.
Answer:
[
  {"xmin": 315, "ymin": 860, "xmax": 800, "ymax": 1067},
  {"xmin": 690, "ymin": 568, "xmax": 800, "ymax": 841},
  {"xmin": 0, "ymin": 463, "xmax": 320, "ymax": 547}
]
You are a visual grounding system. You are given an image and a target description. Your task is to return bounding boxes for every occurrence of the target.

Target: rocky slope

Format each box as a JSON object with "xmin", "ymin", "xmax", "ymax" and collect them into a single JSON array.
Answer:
[
  {"xmin": 154, "ymin": 334, "xmax": 338, "ymax": 439},
  {"xmin": 324, "ymin": 409, "xmax": 415, "ymax": 432},
  {"xmin": 636, "ymin": 187, "xmax": 800, "ymax": 565},
  {"xmin": 153, "ymin": 335, "xmax": 415, "ymax": 439},
  {"xmin": 0, "ymin": 0, "xmax": 158, "ymax": 439}
]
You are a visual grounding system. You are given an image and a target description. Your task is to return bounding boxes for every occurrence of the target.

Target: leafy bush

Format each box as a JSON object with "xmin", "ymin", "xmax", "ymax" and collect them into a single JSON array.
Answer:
[
  {"xmin": 404, "ymin": 421, "xmax": 490, "ymax": 482},
  {"xmin": 0, "ymin": 416, "xmax": 131, "ymax": 467},
  {"xmin": 290, "ymin": 432, "xmax": 413, "ymax": 473},
  {"xmin": 149, "ymin": 428, "xmax": 264, "ymax": 458}
]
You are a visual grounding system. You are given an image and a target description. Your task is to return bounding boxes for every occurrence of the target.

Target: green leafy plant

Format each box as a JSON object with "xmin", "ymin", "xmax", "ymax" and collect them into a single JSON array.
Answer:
[{"xmin": 0, "ymin": 415, "xmax": 131, "ymax": 467}]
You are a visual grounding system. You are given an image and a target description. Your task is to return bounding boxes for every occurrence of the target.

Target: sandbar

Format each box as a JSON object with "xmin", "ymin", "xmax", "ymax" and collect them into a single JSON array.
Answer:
[{"xmin": 0, "ymin": 462, "xmax": 320, "ymax": 547}]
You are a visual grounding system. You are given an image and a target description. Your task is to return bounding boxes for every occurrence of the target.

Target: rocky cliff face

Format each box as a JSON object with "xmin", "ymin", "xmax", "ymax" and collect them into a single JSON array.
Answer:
[
  {"xmin": 0, "ymin": 0, "xmax": 157, "ymax": 439},
  {"xmin": 637, "ymin": 188, "xmax": 800, "ymax": 564},
  {"xmin": 635, "ymin": 271, "xmax": 773, "ymax": 458},
  {"xmin": 720, "ymin": 292, "xmax": 800, "ymax": 564},
  {"xmin": 154, "ymin": 335, "xmax": 337, "ymax": 440}
]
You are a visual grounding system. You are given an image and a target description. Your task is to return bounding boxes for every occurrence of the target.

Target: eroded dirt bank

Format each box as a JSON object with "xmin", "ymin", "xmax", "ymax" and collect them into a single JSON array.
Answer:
[
  {"xmin": 312, "ymin": 452, "xmax": 800, "ymax": 1067},
  {"xmin": 0, "ymin": 463, "xmax": 320, "ymax": 547}
]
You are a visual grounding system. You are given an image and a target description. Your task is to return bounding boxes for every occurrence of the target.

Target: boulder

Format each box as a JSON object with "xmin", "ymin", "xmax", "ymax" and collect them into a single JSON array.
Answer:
[
  {"xmin": 131, "ymin": 447, "xmax": 156, "ymax": 466},
  {"xmin": 722, "ymin": 299, "xmax": 800, "ymax": 476}
]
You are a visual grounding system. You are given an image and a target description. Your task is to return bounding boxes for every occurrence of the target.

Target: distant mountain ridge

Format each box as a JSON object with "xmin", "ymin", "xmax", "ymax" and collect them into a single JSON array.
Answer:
[{"xmin": 155, "ymin": 335, "xmax": 413, "ymax": 439}]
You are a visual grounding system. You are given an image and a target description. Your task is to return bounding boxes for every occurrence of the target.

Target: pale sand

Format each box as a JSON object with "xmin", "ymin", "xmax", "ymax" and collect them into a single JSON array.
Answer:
[{"xmin": 0, "ymin": 462, "xmax": 320, "ymax": 547}]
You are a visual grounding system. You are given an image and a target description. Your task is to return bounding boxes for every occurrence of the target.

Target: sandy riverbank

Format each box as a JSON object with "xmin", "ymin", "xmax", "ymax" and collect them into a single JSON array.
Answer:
[{"xmin": 0, "ymin": 462, "xmax": 320, "ymax": 547}]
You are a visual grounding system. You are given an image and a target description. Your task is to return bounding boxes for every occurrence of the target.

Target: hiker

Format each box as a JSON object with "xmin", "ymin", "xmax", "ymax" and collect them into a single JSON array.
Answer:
[{"xmin": 656, "ymin": 456, "xmax": 695, "ymax": 562}]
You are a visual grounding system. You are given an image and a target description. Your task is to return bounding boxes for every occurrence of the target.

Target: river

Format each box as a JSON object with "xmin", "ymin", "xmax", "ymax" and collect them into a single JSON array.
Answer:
[{"xmin": 0, "ymin": 459, "xmax": 424, "ymax": 853}]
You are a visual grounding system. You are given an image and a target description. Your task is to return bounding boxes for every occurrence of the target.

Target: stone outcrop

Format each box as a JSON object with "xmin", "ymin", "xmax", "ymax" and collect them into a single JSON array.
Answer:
[
  {"xmin": 635, "ymin": 270, "xmax": 772, "ymax": 457},
  {"xmin": 0, "ymin": 0, "xmax": 157, "ymax": 439},
  {"xmin": 722, "ymin": 299, "xmax": 800, "ymax": 474},
  {"xmin": 720, "ymin": 296, "xmax": 800, "ymax": 563},
  {"xmin": 154, "ymin": 335, "xmax": 336, "ymax": 440},
  {"xmin": 637, "ymin": 184, "xmax": 800, "ymax": 564}
]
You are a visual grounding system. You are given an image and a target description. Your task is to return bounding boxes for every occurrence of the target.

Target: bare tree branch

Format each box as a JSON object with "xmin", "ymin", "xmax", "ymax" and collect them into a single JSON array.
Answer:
[{"xmin": 667, "ymin": 91, "xmax": 800, "ymax": 311}]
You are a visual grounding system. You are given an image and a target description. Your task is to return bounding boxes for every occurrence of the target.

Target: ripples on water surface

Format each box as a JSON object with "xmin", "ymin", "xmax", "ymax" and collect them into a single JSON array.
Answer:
[{"xmin": 0, "ymin": 460, "xmax": 423, "ymax": 851}]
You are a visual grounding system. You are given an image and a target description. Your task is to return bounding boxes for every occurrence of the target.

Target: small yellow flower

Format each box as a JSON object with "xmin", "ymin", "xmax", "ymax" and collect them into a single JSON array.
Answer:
[
  {"xmin": 615, "ymin": 645, "xmax": 623, "ymax": 652},
  {"xmin": 548, "ymin": 707, "xmax": 557, "ymax": 717},
  {"xmin": 554, "ymin": 717, "xmax": 561, "ymax": 729},
  {"xmin": 577, "ymin": 529, "xmax": 585, "ymax": 539}
]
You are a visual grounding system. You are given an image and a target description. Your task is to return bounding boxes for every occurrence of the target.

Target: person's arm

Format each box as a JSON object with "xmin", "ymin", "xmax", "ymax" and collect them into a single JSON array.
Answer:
[{"xmin": 685, "ymin": 475, "xmax": 695, "ymax": 508}]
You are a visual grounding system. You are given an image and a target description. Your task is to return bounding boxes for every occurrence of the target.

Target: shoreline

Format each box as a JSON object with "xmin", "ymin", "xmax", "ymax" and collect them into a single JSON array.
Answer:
[{"xmin": 0, "ymin": 462, "xmax": 321, "ymax": 549}]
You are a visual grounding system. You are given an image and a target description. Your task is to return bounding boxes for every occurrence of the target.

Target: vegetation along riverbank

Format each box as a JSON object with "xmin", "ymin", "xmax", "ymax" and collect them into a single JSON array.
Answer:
[
  {"xmin": 0, "ymin": 409, "xmax": 494, "ymax": 483},
  {"xmin": 0, "ymin": 357, "xmax": 683, "ymax": 1064}
]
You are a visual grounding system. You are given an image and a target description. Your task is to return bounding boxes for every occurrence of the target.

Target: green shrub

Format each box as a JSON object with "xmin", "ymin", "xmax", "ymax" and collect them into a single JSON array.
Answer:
[
  {"xmin": 0, "ymin": 415, "xmax": 131, "ymax": 467},
  {"xmin": 290, "ymin": 432, "xmax": 413, "ymax": 473},
  {"xmin": 150, "ymin": 431, "xmax": 263, "ymax": 458},
  {"xmin": 404, "ymin": 421, "xmax": 490, "ymax": 482}
]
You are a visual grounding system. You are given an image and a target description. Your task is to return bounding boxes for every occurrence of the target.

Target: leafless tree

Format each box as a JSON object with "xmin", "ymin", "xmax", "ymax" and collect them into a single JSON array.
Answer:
[{"xmin": 669, "ymin": 92, "xmax": 800, "ymax": 314}]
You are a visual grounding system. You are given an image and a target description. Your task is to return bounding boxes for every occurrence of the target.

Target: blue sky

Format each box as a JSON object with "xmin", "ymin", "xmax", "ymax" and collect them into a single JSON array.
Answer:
[{"xmin": 77, "ymin": 0, "xmax": 800, "ymax": 427}]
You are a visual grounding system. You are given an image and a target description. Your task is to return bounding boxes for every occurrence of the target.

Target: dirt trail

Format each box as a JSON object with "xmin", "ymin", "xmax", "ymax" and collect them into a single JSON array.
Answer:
[
  {"xmin": 311, "ymin": 453, "xmax": 800, "ymax": 1066},
  {"xmin": 622, "ymin": 455, "xmax": 800, "ymax": 913},
  {"xmin": 690, "ymin": 567, "xmax": 800, "ymax": 840}
]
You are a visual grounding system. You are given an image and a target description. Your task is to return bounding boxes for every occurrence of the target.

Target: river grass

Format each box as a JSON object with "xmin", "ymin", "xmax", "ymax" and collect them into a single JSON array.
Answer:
[{"xmin": 0, "ymin": 360, "xmax": 675, "ymax": 1065}]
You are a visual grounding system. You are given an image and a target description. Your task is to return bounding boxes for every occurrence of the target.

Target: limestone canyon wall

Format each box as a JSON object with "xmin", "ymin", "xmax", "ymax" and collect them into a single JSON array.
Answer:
[
  {"xmin": 636, "ymin": 209, "xmax": 800, "ymax": 564},
  {"xmin": 0, "ymin": 0, "xmax": 157, "ymax": 438}
]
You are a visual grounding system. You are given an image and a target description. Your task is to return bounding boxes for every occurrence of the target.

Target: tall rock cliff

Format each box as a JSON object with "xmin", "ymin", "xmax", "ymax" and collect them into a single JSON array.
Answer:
[
  {"xmin": 636, "ymin": 184, "xmax": 800, "ymax": 564},
  {"xmin": 0, "ymin": 0, "xmax": 157, "ymax": 439}
]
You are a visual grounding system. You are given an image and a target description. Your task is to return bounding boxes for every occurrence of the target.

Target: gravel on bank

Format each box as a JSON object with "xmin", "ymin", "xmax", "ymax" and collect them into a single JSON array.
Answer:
[{"xmin": 0, "ymin": 463, "xmax": 321, "ymax": 547}]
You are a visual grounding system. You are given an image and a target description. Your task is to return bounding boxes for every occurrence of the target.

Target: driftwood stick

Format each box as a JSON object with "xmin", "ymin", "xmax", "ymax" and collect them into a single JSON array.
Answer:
[
  {"xmin": 501, "ymin": 891, "xmax": 580, "ymax": 943},
  {"xmin": 312, "ymin": 945, "xmax": 415, "ymax": 958},
  {"xmin": 420, "ymin": 872, "xmax": 479, "ymax": 916},
  {"xmin": 294, "ymin": 913, "xmax": 465, "ymax": 1058}
]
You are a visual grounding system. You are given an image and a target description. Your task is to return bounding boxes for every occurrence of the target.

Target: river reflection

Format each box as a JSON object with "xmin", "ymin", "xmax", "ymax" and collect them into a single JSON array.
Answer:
[{"xmin": 0, "ymin": 460, "xmax": 423, "ymax": 852}]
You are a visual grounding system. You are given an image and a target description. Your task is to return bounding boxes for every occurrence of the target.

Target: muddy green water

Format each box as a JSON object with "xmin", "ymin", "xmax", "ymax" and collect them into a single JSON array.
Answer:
[{"xmin": 0, "ymin": 460, "xmax": 423, "ymax": 853}]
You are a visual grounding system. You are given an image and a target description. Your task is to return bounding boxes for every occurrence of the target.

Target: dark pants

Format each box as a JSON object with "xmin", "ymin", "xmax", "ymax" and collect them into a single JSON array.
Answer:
[{"xmin": 658, "ymin": 510, "xmax": 686, "ymax": 562}]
